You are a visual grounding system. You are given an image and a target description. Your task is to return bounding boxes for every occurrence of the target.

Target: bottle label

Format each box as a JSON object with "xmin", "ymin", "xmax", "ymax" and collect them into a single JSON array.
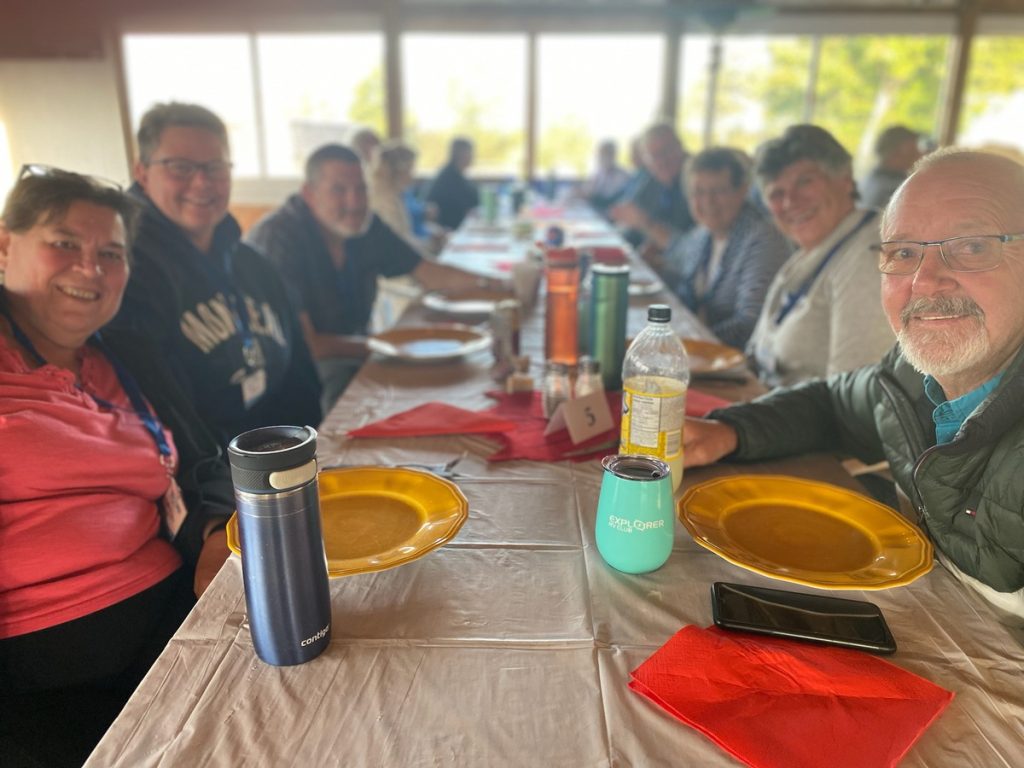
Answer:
[{"xmin": 620, "ymin": 381, "xmax": 686, "ymax": 462}]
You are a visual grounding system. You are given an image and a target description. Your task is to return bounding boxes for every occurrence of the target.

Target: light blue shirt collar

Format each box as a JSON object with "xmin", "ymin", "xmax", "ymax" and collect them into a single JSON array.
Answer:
[{"xmin": 923, "ymin": 373, "xmax": 1004, "ymax": 445}]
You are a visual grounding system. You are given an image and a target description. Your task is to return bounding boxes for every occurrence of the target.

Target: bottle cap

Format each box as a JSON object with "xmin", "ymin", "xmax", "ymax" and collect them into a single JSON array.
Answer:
[
  {"xmin": 228, "ymin": 425, "xmax": 318, "ymax": 494},
  {"xmin": 648, "ymin": 304, "xmax": 671, "ymax": 323}
]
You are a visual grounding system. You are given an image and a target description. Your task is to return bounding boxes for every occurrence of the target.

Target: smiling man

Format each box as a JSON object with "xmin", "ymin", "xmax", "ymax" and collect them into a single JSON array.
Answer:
[
  {"xmin": 746, "ymin": 124, "xmax": 895, "ymax": 386},
  {"xmin": 683, "ymin": 149, "xmax": 1024, "ymax": 621},
  {"xmin": 110, "ymin": 102, "xmax": 322, "ymax": 447},
  {"xmin": 246, "ymin": 143, "xmax": 506, "ymax": 410}
]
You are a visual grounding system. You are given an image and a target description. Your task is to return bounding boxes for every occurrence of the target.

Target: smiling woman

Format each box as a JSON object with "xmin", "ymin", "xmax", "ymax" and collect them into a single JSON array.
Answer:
[{"xmin": 0, "ymin": 167, "xmax": 235, "ymax": 767}]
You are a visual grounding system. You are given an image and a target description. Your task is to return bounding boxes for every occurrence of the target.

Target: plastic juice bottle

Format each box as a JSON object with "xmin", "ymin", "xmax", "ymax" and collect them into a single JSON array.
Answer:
[{"xmin": 619, "ymin": 304, "xmax": 690, "ymax": 492}]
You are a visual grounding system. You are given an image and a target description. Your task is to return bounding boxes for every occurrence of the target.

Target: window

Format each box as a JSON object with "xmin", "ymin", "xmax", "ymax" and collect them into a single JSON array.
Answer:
[
  {"xmin": 959, "ymin": 35, "xmax": 1024, "ymax": 157},
  {"xmin": 402, "ymin": 34, "xmax": 527, "ymax": 177},
  {"xmin": 813, "ymin": 35, "xmax": 949, "ymax": 174},
  {"xmin": 714, "ymin": 36, "xmax": 813, "ymax": 152},
  {"xmin": 536, "ymin": 35, "xmax": 664, "ymax": 177},
  {"xmin": 123, "ymin": 35, "xmax": 260, "ymax": 176},
  {"xmin": 256, "ymin": 34, "xmax": 385, "ymax": 177},
  {"xmin": 678, "ymin": 35, "xmax": 712, "ymax": 153}
]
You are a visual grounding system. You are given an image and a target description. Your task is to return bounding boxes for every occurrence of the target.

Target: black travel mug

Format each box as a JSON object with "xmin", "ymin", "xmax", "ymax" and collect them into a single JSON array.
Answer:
[{"xmin": 227, "ymin": 425, "xmax": 332, "ymax": 666}]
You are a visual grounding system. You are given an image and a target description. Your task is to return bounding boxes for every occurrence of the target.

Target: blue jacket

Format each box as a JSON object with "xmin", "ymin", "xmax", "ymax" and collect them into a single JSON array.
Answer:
[{"xmin": 664, "ymin": 202, "xmax": 791, "ymax": 349}]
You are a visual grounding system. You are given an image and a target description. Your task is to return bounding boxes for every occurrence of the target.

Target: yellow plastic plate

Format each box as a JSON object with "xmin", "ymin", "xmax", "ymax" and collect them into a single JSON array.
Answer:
[
  {"xmin": 226, "ymin": 467, "xmax": 469, "ymax": 578},
  {"xmin": 682, "ymin": 338, "xmax": 746, "ymax": 374},
  {"xmin": 367, "ymin": 324, "xmax": 491, "ymax": 362},
  {"xmin": 679, "ymin": 475, "xmax": 933, "ymax": 590}
]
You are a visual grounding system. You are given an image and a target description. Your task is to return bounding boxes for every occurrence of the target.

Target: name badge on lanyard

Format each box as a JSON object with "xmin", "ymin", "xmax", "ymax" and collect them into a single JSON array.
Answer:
[{"xmin": 241, "ymin": 368, "xmax": 268, "ymax": 407}]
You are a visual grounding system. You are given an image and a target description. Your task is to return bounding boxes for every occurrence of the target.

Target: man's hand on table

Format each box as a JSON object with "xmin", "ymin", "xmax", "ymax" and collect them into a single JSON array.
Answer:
[
  {"xmin": 683, "ymin": 417, "xmax": 739, "ymax": 468},
  {"xmin": 194, "ymin": 528, "xmax": 230, "ymax": 598}
]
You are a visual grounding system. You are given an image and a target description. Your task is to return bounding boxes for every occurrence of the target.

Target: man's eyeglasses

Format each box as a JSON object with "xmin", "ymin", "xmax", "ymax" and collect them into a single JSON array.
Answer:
[
  {"xmin": 149, "ymin": 157, "xmax": 233, "ymax": 182},
  {"xmin": 19, "ymin": 163, "xmax": 124, "ymax": 192},
  {"xmin": 875, "ymin": 233, "xmax": 1024, "ymax": 275}
]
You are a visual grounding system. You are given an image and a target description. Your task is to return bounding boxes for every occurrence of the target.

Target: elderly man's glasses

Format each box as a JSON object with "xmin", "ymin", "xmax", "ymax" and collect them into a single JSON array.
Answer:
[
  {"xmin": 149, "ymin": 157, "xmax": 233, "ymax": 181},
  {"xmin": 875, "ymin": 233, "xmax": 1024, "ymax": 275},
  {"xmin": 19, "ymin": 163, "xmax": 124, "ymax": 191}
]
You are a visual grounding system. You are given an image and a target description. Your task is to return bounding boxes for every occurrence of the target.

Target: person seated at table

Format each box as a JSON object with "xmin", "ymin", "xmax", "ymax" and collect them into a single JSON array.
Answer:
[
  {"xmin": 108, "ymin": 102, "xmax": 322, "ymax": 448},
  {"xmin": 368, "ymin": 140, "xmax": 438, "ymax": 252},
  {"xmin": 685, "ymin": 149, "xmax": 1024, "ymax": 622},
  {"xmin": 0, "ymin": 167, "xmax": 234, "ymax": 767},
  {"xmin": 860, "ymin": 125, "xmax": 923, "ymax": 209},
  {"xmin": 578, "ymin": 139, "xmax": 631, "ymax": 216},
  {"xmin": 245, "ymin": 143, "xmax": 508, "ymax": 411},
  {"xmin": 425, "ymin": 136, "xmax": 480, "ymax": 230},
  {"xmin": 661, "ymin": 147, "xmax": 791, "ymax": 350},
  {"xmin": 746, "ymin": 124, "xmax": 894, "ymax": 386},
  {"xmin": 610, "ymin": 120, "xmax": 695, "ymax": 255},
  {"xmin": 347, "ymin": 124, "xmax": 382, "ymax": 166}
]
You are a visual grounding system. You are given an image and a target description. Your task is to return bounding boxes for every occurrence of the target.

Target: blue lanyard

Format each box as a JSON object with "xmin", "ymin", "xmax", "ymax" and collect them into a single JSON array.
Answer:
[
  {"xmin": 194, "ymin": 243, "xmax": 260, "ymax": 368},
  {"xmin": 774, "ymin": 210, "xmax": 876, "ymax": 326},
  {"xmin": 1, "ymin": 305, "xmax": 173, "ymax": 462}
]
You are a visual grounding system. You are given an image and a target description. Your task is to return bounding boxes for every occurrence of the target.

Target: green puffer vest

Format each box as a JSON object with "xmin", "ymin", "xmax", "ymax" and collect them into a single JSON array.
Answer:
[{"xmin": 713, "ymin": 345, "xmax": 1024, "ymax": 593}]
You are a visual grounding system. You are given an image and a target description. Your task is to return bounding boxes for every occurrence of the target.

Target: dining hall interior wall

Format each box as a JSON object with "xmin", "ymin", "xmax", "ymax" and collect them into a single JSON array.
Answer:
[
  {"xmin": 0, "ymin": 58, "xmax": 129, "ymax": 199},
  {"xmin": 3, "ymin": 3, "xmax": 1024, "ymax": 205}
]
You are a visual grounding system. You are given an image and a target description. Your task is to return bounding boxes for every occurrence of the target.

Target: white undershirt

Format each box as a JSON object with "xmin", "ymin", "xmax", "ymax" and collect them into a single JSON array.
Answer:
[{"xmin": 695, "ymin": 236, "xmax": 729, "ymax": 300}]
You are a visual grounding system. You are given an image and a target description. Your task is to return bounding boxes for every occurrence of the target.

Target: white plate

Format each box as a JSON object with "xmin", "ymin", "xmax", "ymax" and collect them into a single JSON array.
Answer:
[
  {"xmin": 422, "ymin": 289, "xmax": 508, "ymax": 315},
  {"xmin": 628, "ymin": 278, "xmax": 664, "ymax": 296},
  {"xmin": 368, "ymin": 324, "xmax": 492, "ymax": 363}
]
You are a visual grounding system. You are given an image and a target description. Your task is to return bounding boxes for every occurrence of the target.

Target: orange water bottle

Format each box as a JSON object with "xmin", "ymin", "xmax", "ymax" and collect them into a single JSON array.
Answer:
[{"xmin": 544, "ymin": 248, "xmax": 579, "ymax": 366}]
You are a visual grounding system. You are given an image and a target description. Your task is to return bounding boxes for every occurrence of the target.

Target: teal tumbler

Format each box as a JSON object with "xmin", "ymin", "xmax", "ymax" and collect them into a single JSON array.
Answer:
[{"xmin": 595, "ymin": 454, "xmax": 674, "ymax": 574}]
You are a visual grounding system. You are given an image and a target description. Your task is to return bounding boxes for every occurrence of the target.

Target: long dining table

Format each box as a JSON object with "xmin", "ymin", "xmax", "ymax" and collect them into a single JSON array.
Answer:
[{"xmin": 86, "ymin": 206, "xmax": 1023, "ymax": 767}]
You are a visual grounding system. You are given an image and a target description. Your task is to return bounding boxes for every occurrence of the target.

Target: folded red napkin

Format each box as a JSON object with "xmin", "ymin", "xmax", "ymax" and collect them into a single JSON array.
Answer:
[
  {"xmin": 348, "ymin": 402, "xmax": 518, "ymax": 438},
  {"xmin": 630, "ymin": 626, "xmax": 953, "ymax": 768},
  {"xmin": 482, "ymin": 389, "xmax": 731, "ymax": 462}
]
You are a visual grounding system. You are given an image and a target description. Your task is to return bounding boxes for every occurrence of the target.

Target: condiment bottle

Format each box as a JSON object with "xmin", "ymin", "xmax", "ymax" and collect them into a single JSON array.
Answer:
[{"xmin": 619, "ymin": 305, "xmax": 690, "ymax": 492}]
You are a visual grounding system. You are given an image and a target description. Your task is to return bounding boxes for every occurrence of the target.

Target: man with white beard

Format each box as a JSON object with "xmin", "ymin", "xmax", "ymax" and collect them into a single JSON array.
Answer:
[
  {"xmin": 683, "ymin": 149, "xmax": 1024, "ymax": 621},
  {"xmin": 247, "ymin": 144, "xmax": 505, "ymax": 409}
]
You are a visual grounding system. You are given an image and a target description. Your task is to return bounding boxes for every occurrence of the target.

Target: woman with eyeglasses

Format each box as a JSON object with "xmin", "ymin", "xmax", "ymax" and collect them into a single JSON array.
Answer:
[
  {"xmin": 746, "ymin": 124, "xmax": 895, "ymax": 386},
  {"xmin": 0, "ymin": 167, "xmax": 234, "ymax": 767}
]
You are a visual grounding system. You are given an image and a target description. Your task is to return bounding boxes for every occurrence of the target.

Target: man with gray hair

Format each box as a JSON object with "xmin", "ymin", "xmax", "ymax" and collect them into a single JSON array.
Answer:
[
  {"xmin": 246, "ymin": 143, "xmax": 507, "ymax": 410},
  {"xmin": 746, "ymin": 124, "xmax": 894, "ymax": 386},
  {"xmin": 660, "ymin": 147, "xmax": 791, "ymax": 349},
  {"xmin": 861, "ymin": 124, "xmax": 923, "ymax": 209},
  {"xmin": 111, "ymin": 101, "xmax": 322, "ymax": 446},
  {"xmin": 611, "ymin": 121, "xmax": 695, "ymax": 252},
  {"xmin": 684, "ymin": 149, "xmax": 1024, "ymax": 621}
]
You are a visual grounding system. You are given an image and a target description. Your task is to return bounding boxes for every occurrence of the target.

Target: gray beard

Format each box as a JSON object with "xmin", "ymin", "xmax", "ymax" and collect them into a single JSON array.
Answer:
[{"xmin": 897, "ymin": 295, "xmax": 990, "ymax": 378}]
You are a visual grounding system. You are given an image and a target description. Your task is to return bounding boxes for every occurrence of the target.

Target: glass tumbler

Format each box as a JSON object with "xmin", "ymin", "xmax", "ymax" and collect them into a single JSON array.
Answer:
[{"xmin": 595, "ymin": 454, "xmax": 674, "ymax": 574}]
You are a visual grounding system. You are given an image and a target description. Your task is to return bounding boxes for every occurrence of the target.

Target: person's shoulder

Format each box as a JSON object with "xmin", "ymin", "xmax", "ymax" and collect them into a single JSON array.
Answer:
[{"xmin": 246, "ymin": 195, "xmax": 307, "ymax": 242}]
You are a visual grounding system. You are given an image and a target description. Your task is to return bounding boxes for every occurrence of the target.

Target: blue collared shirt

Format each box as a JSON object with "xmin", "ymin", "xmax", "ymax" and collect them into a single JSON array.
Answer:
[{"xmin": 924, "ymin": 373, "xmax": 1004, "ymax": 445}]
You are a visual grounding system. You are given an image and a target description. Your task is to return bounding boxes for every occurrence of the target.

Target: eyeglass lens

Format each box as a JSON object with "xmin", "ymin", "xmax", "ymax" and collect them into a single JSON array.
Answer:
[
  {"xmin": 157, "ymin": 158, "xmax": 231, "ymax": 180},
  {"xmin": 879, "ymin": 237, "xmax": 1003, "ymax": 274}
]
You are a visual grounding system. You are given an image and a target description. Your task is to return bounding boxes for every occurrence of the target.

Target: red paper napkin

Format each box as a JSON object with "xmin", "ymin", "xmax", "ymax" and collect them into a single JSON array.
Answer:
[
  {"xmin": 348, "ymin": 402, "xmax": 518, "ymax": 438},
  {"xmin": 630, "ymin": 626, "xmax": 953, "ymax": 768},
  {"xmin": 482, "ymin": 389, "xmax": 731, "ymax": 462}
]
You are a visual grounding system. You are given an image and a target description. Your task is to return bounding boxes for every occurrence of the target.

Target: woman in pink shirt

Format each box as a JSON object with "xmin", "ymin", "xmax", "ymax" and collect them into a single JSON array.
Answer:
[{"xmin": 0, "ymin": 167, "xmax": 234, "ymax": 767}]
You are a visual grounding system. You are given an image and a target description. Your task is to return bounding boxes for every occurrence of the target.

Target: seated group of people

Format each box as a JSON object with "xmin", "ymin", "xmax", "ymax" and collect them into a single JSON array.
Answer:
[
  {"xmin": 2, "ymin": 97, "xmax": 1023, "ymax": 767},
  {"xmin": 0, "ymin": 103, "xmax": 503, "ymax": 767}
]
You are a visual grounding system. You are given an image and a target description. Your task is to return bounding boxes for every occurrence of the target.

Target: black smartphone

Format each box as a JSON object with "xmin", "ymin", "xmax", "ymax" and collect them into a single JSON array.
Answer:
[{"xmin": 711, "ymin": 581, "xmax": 897, "ymax": 654}]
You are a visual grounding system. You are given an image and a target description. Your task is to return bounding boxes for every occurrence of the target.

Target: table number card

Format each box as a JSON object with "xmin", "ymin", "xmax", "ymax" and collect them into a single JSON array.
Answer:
[{"xmin": 544, "ymin": 390, "xmax": 615, "ymax": 444}]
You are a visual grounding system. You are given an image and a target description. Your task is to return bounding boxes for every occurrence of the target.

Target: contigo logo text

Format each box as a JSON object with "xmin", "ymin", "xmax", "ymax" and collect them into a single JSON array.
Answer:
[{"xmin": 301, "ymin": 624, "xmax": 330, "ymax": 647}]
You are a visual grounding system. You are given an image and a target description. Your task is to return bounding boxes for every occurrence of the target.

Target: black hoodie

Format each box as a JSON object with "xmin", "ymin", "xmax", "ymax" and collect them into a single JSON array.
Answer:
[{"xmin": 109, "ymin": 185, "xmax": 321, "ymax": 448}]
